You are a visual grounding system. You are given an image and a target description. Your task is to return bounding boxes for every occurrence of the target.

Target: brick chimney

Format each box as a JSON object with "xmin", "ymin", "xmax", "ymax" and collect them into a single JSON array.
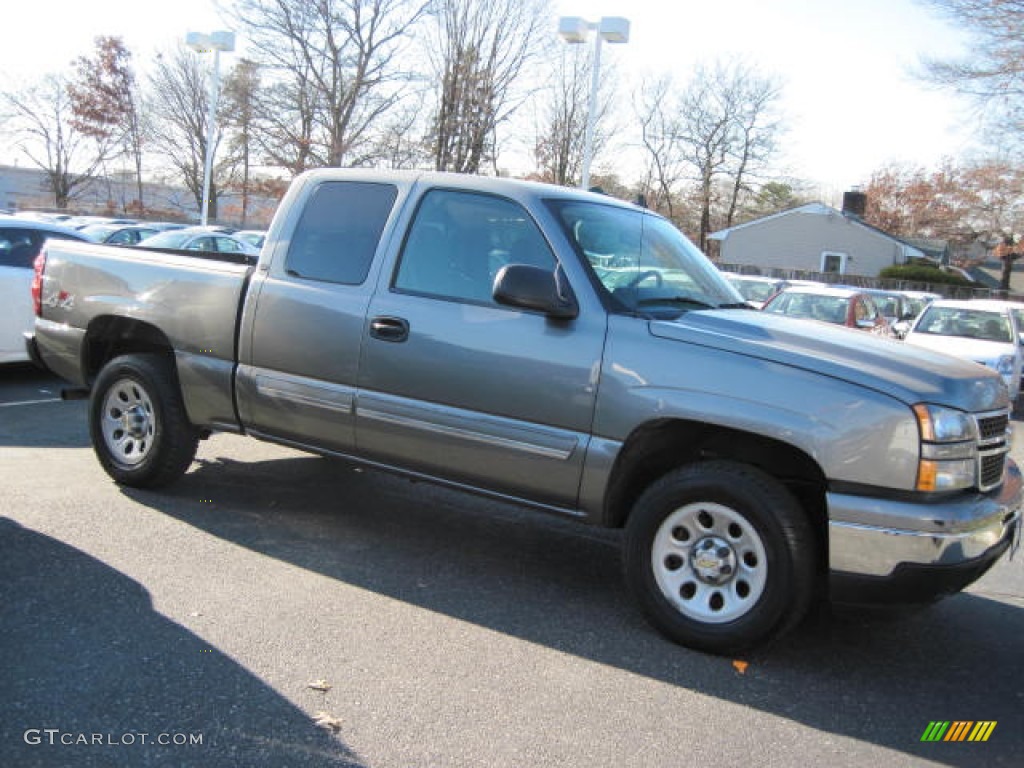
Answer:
[{"xmin": 842, "ymin": 189, "xmax": 867, "ymax": 219}]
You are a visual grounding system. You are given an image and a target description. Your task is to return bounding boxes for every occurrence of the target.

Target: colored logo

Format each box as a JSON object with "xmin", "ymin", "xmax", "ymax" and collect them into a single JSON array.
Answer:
[{"xmin": 920, "ymin": 721, "xmax": 996, "ymax": 742}]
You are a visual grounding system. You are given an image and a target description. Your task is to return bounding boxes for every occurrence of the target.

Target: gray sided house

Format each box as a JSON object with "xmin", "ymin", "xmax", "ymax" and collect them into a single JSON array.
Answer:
[{"xmin": 708, "ymin": 202, "xmax": 928, "ymax": 278}]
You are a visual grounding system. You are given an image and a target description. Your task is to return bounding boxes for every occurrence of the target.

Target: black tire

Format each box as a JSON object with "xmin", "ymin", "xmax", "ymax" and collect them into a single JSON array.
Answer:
[
  {"xmin": 623, "ymin": 460, "xmax": 816, "ymax": 655},
  {"xmin": 89, "ymin": 354, "xmax": 200, "ymax": 488}
]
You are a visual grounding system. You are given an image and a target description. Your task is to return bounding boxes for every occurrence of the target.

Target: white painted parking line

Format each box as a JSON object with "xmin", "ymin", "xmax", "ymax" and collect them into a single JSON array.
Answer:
[{"xmin": 0, "ymin": 397, "xmax": 63, "ymax": 408}]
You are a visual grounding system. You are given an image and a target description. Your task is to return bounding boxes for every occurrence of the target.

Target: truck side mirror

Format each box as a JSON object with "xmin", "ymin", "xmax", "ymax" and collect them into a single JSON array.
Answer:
[{"xmin": 493, "ymin": 264, "xmax": 578, "ymax": 319}]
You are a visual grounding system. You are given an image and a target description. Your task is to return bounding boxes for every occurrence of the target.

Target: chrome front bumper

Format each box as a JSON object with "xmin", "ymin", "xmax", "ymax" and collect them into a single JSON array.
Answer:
[{"xmin": 827, "ymin": 459, "xmax": 1021, "ymax": 585}]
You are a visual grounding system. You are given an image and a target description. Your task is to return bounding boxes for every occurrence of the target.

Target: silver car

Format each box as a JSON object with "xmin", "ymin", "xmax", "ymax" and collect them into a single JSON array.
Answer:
[{"xmin": 137, "ymin": 227, "xmax": 260, "ymax": 258}]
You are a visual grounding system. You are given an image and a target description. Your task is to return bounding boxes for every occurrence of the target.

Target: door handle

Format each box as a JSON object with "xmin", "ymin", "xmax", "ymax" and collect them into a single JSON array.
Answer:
[{"xmin": 369, "ymin": 316, "xmax": 409, "ymax": 342}]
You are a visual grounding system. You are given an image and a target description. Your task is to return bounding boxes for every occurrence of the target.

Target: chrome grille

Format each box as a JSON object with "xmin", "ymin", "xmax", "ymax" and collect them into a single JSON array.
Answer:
[
  {"xmin": 980, "ymin": 453, "xmax": 1005, "ymax": 489},
  {"xmin": 977, "ymin": 412, "xmax": 1009, "ymax": 441},
  {"xmin": 974, "ymin": 408, "xmax": 1011, "ymax": 492}
]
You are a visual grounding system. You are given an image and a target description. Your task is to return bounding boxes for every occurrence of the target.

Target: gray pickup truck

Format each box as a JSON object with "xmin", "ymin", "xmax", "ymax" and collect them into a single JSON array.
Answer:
[{"xmin": 27, "ymin": 170, "xmax": 1022, "ymax": 654}]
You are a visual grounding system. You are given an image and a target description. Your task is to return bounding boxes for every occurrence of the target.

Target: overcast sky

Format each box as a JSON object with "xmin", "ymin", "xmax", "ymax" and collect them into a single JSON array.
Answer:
[{"xmin": 1, "ymin": 0, "xmax": 978, "ymax": 198}]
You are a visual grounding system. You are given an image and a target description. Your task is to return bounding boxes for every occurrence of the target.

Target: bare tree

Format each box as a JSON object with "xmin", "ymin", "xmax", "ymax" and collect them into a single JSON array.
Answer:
[
  {"xmin": 228, "ymin": 0, "xmax": 426, "ymax": 171},
  {"xmin": 146, "ymin": 45, "xmax": 230, "ymax": 220},
  {"xmin": 68, "ymin": 36, "xmax": 146, "ymax": 211},
  {"xmin": 2, "ymin": 75, "xmax": 110, "ymax": 208},
  {"xmin": 364, "ymin": 96, "xmax": 431, "ymax": 169},
  {"xmin": 635, "ymin": 75, "xmax": 690, "ymax": 222},
  {"xmin": 919, "ymin": 0, "xmax": 1024, "ymax": 143},
  {"xmin": 684, "ymin": 61, "xmax": 782, "ymax": 251},
  {"xmin": 532, "ymin": 43, "xmax": 616, "ymax": 186},
  {"xmin": 722, "ymin": 71, "xmax": 783, "ymax": 229},
  {"xmin": 251, "ymin": 75, "xmax": 318, "ymax": 175},
  {"xmin": 635, "ymin": 60, "xmax": 783, "ymax": 251},
  {"xmin": 427, "ymin": 0, "xmax": 550, "ymax": 174},
  {"xmin": 222, "ymin": 58, "xmax": 261, "ymax": 225}
]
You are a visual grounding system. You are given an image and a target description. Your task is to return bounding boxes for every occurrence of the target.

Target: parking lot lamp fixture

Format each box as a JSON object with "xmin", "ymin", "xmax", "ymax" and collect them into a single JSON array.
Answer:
[
  {"xmin": 557, "ymin": 16, "xmax": 630, "ymax": 190},
  {"xmin": 185, "ymin": 30, "xmax": 236, "ymax": 226}
]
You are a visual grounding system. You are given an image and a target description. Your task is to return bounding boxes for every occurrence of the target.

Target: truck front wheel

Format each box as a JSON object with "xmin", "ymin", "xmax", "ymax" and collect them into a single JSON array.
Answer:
[
  {"xmin": 89, "ymin": 354, "xmax": 200, "ymax": 488},
  {"xmin": 624, "ymin": 461, "xmax": 816, "ymax": 654}
]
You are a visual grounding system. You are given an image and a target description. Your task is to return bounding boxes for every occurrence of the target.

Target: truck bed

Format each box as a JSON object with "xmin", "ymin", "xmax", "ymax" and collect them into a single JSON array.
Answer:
[{"xmin": 34, "ymin": 239, "xmax": 254, "ymax": 430}]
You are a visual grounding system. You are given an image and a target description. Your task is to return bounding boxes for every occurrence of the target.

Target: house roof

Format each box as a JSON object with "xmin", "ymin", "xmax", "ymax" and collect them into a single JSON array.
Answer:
[
  {"xmin": 708, "ymin": 202, "xmax": 931, "ymax": 261},
  {"xmin": 707, "ymin": 203, "xmax": 831, "ymax": 240},
  {"xmin": 902, "ymin": 237, "xmax": 949, "ymax": 262}
]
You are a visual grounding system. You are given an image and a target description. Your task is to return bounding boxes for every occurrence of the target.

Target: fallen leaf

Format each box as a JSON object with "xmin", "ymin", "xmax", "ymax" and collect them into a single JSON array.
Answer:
[
  {"xmin": 314, "ymin": 711, "xmax": 343, "ymax": 732},
  {"xmin": 732, "ymin": 660, "xmax": 749, "ymax": 675},
  {"xmin": 308, "ymin": 679, "xmax": 331, "ymax": 692}
]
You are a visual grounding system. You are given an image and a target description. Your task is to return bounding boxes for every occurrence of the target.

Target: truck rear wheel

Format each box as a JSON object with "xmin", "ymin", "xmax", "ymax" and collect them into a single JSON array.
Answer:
[
  {"xmin": 89, "ymin": 354, "xmax": 199, "ymax": 488},
  {"xmin": 624, "ymin": 461, "xmax": 816, "ymax": 654}
]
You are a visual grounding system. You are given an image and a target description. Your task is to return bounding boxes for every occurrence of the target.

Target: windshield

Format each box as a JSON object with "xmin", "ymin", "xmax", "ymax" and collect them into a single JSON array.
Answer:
[
  {"xmin": 764, "ymin": 292, "xmax": 851, "ymax": 324},
  {"xmin": 915, "ymin": 306, "xmax": 1012, "ymax": 343},
  {"xmin": 871, "ymin": 294, "xmax": 901, "ymax": 317},
  {"xmin": 903, "ymin": 296, "xmax": 930, "ymax": 316},
  {"xmin": 546, "ymin": 200, "xmax": 743, "ymax": 316},
  {"xmin": 728, "ymin": 276, "xmax": 778, "ymax": 303}
]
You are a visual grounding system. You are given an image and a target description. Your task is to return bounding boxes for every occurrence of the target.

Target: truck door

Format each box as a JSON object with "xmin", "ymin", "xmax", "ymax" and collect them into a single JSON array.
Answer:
[
  {"xmin": 237, "ymin": 180, "xmax": 398, "ymax": 452},
  {"xmin": 356, "ymin": 188, "xmax": 606, "ymax": 509}
]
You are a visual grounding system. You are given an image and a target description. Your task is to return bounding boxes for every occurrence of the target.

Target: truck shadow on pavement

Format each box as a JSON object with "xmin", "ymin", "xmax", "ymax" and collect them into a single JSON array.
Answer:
[
  {"xmin": 0, "ymin": 517, "xmax": 364, "ymax": 768},
  {"xmin": 124, "ymin": 452, "xmax": 1023, "ymax": 768}
]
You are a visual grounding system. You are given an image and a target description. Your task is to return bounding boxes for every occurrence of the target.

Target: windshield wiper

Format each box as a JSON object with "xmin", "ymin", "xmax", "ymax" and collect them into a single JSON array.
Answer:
[{"xmin": 635, "ymin": 296, "xmax": 719, "ymax": 310}]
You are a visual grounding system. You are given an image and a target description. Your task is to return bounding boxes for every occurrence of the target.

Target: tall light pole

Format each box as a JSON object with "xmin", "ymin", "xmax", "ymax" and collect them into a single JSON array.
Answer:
[
  {"xmin": 185, "ymin": 30, "xmax": 235, "ymax": 226},
  {"xmin": 557, "ymin": 16, "xmax": 629, "ymax": 190}
]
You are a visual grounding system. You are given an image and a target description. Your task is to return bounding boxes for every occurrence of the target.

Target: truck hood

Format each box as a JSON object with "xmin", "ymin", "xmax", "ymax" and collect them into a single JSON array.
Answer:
[{"xmin": 649, "ymin": 309, "xmax": 1009, "ymax": 412}]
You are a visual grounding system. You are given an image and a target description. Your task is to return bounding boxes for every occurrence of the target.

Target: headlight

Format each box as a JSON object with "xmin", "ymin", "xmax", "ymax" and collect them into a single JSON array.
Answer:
[
  {"xmin": 913, "ymin": 404, "xmax": 977, "ymax": 491},
  {"xmin": 913, "ymin": 404, "xmax": 977, "ymax": 443}
]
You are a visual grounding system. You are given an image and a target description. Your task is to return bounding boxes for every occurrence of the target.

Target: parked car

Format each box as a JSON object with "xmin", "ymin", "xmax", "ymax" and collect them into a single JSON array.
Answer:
[
  {"xmin": 761, "ymin": 285, "xmax": 893, "ymax": 336},
  {"xmin": 68, "ymin": 215, "xmax": 139, "ymax": 229},
  {"xmin": 79, "ymin": 224, "xmax": 163, "ymax": 246},
  {"xmin": 13, "ymin": 210, "xmax": 75, "ymax": 225},
  {"xmin": 722, "ymin": 273, "xmax": 788, "ymax": 309},
  {"xmin": 145, "ymin": 221, "xmax": 189, "ymax": 232},
  {"xmin": 846, "ymin": 288, "xmax": 919, "ymax": 338},
  {"xmin": 858, "ymin": 288, "xmax": 914, "ymax": 325},
  {"xmin": 234, "ymin": 229, "xmax": 267, "ymax": 249},
  {"xmin": 900, "ymin": 290, "xmax": 941, "ymax": 315},
  {"xmin": 903, "ymin": 299, "xmax": 1022, "ymax": 400},
  {"xmin": 136, "ymin": 227, "xmax": 260, "ymax": 258},
  {"xmin": 892, "ymin": 290, "xmax": 941, "ymax": 338},
  {"xmin": 0, "ymin": 217, "xmax": 88, "ymax": 363}
]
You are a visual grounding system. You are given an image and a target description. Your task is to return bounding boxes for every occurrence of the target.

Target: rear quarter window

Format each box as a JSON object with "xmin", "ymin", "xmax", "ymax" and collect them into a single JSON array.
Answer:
[
  {"xmin": 0, "ymin": 228, "xmax": 42, "ymax": 269},
  {"xmin": 285, "ymin": 181, "xmax": 398, "ymax": 285}
]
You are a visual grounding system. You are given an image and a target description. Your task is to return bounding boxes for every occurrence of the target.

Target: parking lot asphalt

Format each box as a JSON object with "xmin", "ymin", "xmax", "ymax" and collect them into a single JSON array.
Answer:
[{"xmin": 2, "ymin": 363, "xmax": 1022, "ymax": 768}]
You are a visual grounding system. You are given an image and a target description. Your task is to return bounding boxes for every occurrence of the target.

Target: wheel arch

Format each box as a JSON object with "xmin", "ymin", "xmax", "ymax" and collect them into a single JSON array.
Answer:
[
  {"xmin": 604, "ymin": 418, "xmax": 828, "ymax": 548},
  {"xmin": 82, "ymin": 316, "xmax": 176, "ymax": 381}
]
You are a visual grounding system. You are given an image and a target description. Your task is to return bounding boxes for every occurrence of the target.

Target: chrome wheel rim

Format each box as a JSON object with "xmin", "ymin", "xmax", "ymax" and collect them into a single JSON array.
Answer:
[
  {"xmin": 100, "ymin": 378, "xmax": 156, "ymax": 466},
  {"xmin": 651, "ymin": 502, "xmax": 768, "ymax": 624}
]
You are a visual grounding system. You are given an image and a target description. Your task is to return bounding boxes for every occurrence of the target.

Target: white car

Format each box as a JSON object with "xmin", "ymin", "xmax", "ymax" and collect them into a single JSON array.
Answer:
[
  {"xmin": 903, "ymin": 299, "xmax": 1022, "ymax": 400},
  {"xmin": 0, "ymin": 218, "xmax": 88, "ymax": 364}
]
